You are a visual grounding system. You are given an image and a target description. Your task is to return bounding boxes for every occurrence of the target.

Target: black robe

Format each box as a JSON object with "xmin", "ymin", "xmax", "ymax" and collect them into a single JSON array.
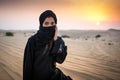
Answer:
[{"xmin": 23, "ymin": 32, "xmax": 67, "ymax": 80}]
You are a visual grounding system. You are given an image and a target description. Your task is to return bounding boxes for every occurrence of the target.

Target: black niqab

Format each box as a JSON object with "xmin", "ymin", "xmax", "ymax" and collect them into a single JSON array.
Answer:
[
  {"xmin": 35, "ymin": 10, "xmax": 57, "ymax": 45},
  {"xmin": 36, "ymin": 25, "xmax": 56, "ymax": 45}
]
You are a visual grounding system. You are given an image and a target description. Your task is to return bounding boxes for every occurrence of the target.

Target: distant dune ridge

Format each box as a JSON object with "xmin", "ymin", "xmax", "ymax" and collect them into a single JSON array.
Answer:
[{"xmin": 0, "ymin": 29, "xmax": 120, "ymax": 80}]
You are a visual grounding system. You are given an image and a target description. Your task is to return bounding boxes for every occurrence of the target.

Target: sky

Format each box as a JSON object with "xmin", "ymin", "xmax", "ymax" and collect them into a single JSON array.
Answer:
[{"xmin": 0, "ymin": 0, "xmax": 120, "ymax": 30}]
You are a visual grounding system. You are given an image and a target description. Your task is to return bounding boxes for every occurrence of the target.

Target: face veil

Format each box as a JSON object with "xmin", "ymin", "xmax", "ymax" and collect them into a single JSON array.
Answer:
[{"xmin": 36, "ymin": 25, "xmax": 56, "ymax": 45}]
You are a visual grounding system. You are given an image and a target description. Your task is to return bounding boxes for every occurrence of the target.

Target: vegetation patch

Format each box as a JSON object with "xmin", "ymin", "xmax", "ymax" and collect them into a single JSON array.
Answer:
[
  {"xmin": 61, "ymin": 35, "xmax": 70, "ymax": 38},
  {"xmin": 95, "ymin": 34, "xmax": 101, "ymax": 38},
  {"xmin": 5, "ymin": 32, "xmax": 14, "ymax": 36}
]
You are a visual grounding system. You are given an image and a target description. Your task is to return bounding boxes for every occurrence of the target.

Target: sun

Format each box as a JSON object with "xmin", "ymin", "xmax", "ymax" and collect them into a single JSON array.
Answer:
[{"xmin": 96, "ymin": 21, "xmax": 100, "ymax": 25}]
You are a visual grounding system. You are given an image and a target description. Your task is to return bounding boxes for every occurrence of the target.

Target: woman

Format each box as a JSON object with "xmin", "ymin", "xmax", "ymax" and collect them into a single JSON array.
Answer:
[{"xmin": 23, "ymin": 10, "xmax": 72, "ymax": 80}]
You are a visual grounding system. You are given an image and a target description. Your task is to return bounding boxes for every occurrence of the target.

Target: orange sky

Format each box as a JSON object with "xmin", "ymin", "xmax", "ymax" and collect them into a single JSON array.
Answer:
[{"xmin": 0, "ymin": 0, "xmax": 120, "ymax": 30}]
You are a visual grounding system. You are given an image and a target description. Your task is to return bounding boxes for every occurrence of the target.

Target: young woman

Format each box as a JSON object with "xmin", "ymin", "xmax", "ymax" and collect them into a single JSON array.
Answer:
[{"xmin": 23, "ymin": 10, "xmax": 72, "ymax": 80}]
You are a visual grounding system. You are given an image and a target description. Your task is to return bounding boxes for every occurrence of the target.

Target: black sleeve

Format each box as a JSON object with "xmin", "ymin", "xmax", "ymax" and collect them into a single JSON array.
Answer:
[
  {"xmin": 51, "ymin": 37, "xmax": 67, "ymax": 64},
  {"xmin": 23, "ymin": 38, "xmax": 34, "ymax": 80}
]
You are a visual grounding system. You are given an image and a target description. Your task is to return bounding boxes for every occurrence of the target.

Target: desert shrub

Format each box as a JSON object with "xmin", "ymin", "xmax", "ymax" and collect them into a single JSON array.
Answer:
[
  {"xmin": 108, "ymin": 43, "xmax": 111, "ymax": 45},
  {"xmin": 5, "ymin": 32, "xmax": 14, "ymax": 36},
  {"xmin": 108, "ymin": 42, "xmax": 113, "ymax": 45},
  {"xmin": 61, "ymin": 35, "xmax": 70, "ymax": 38},
  {"xmin": 95, "ymin": 34, "xmax": 101, "ymax": 38}
]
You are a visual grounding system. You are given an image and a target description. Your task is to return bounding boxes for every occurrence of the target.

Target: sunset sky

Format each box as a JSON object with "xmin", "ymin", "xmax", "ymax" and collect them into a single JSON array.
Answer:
[{"xmin": 0, "ymin": 0, "xmax": 120, "ymax": 30}]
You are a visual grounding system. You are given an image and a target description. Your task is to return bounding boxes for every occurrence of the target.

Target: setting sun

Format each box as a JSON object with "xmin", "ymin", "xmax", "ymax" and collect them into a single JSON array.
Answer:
[{"xmin": 96, "ymin": 21, "xmax": 100, "ymax": 25}]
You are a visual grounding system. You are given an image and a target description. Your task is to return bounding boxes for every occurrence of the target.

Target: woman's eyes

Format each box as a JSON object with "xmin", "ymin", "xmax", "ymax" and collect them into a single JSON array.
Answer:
[
  {"xmin": 51, "ymin": 22, "xmax": 55, "ymax": 25},
  {"xmin": 45, "ymin": 22, "xmax": 49, "ymax": 25},
  {"xmin": 44, "ymin": 22, "xmax": 55, "ymax": 26}
]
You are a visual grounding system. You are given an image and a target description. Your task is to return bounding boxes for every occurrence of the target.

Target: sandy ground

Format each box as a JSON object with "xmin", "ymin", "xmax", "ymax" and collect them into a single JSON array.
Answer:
[
  {"xmin": 0, "ymin": 30, "xmax": 120, "ymax": 80},
  {"xmin": 0, "ymin": 64, "xmax": 13, "ymax": 80}
]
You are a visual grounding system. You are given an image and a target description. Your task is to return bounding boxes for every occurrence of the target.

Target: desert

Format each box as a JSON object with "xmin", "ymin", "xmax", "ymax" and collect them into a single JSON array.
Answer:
[{"xmin": 0, "ymin": 29, "xmax": 120, "ymax": 80}]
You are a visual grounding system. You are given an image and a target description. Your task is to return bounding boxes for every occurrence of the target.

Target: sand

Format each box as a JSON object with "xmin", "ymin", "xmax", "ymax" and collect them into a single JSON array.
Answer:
[
  {"xmin": 0, "ymin": 64, "xmax": 13, "ymax": 80},
  {"xmin": 0, "ymin": 30, "xmax": 120, "ymax": 80}
]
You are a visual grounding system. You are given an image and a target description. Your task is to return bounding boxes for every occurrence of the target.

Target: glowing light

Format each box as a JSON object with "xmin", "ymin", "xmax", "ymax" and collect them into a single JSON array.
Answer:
[{"xmin": 96, "ymin": 21, "xmax": 100, "ymax": 25}]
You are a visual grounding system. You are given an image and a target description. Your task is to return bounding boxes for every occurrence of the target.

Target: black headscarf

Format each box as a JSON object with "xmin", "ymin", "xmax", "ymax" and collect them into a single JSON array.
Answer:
[
  {"xmin": 39, "ymin": 10, "xmax": 57, "ymax": 28},
  {"xmin": 36, "ymin": 10, "xmax": 57, "ymax": 45}
]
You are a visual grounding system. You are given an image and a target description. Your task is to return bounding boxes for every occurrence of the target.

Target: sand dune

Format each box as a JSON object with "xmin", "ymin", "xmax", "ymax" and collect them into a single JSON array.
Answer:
[{"xmin": 0, "ymin": 30, "xmax": 120, "ymax": 80}]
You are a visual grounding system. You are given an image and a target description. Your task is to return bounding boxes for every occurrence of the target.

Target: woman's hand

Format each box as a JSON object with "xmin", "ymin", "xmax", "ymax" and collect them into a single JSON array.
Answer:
[{"xmin": 54, "ymin": 26, "xmax": 58, "ymax": 41}]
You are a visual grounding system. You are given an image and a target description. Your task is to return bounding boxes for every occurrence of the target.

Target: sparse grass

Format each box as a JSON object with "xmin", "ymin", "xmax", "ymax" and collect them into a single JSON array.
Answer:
[
  {"xmin": 61, "ymin": 35, "xmax": 70, "ymax": 38},
  {"xmin": 95, "ymin": 34, "xmax": 101, "ymax": 38},
  {"xmin": 5, "ymin": 32, "xmax": 14, "ymax": 36},
  {"xmin": 108, "ymin": 43, "xmax": 112, "ymax": 45},
  {"xmin": 108, "ymin": 42, "xmax": 113, "ymax": 45}
]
